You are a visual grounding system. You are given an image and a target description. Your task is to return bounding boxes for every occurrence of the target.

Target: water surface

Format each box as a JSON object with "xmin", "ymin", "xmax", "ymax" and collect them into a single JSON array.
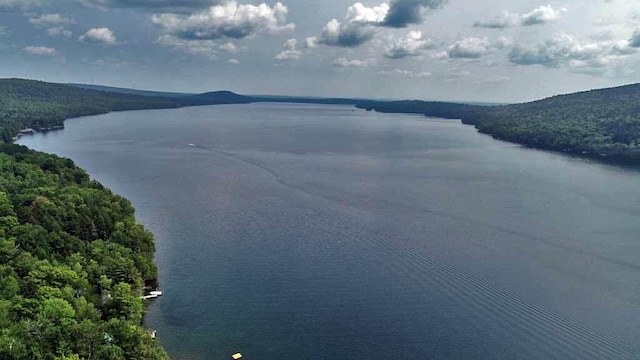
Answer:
[{"xmin": 18, "ymin": 103, "xmax": 640, "ymax": 359}]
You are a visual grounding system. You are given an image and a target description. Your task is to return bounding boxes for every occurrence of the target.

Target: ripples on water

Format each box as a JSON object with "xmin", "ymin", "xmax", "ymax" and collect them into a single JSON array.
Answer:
[{"xmin": 18, "ymin": 104, "xmax": 640, "ymax": 359}]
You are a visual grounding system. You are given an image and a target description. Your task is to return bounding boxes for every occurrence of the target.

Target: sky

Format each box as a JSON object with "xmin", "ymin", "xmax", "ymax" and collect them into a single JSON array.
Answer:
[{"xmin": 1, "ymin": 0, "xmax": 640, "ymax": 102}]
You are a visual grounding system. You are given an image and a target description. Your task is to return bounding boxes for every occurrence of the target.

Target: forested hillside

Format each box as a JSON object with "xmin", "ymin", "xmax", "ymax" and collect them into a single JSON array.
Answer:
[
  {"xmin": 0, "ymin": 82, "xmax": 175, "ymax": 358},
  {"xmin": 0, "ymin": 144, "xmax": 168, "ymax": 359},
  {"xmin": 0, "ymin": 79, "xmax": 181, "ymax": 143},
  {"xmin": 358, "ymin": 84, "xmax": 640, "ymax": 164}
]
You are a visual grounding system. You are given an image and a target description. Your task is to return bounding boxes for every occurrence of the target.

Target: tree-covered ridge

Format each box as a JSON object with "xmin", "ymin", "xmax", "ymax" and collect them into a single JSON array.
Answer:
[
  {"xmin": 0, "ymin": 144, "xmax": 168, "ymax": 359},
  {"xmin": 358, "ymin": 84, "xmax": 640, "ymax": 164},
  {"xmin": 0, "ymin": 78, "xmax": 182, "ymax": 143}
]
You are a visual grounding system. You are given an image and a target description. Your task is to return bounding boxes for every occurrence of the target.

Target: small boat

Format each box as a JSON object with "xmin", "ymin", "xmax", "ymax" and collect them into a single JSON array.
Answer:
[
  {"xmin": 140, "ymin": 290, "xmax": 163, "ymax": 300},
  {"xmin": 231, "ymin": 353, "xmax": 243, "ymax": 360},
  {"xmin": 188, "ymin": 143, "xmax": 197, "ymax": 147}
]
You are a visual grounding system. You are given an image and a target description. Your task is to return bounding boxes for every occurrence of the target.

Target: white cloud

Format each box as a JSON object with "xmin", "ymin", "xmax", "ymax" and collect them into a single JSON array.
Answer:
[
  {"xmin": 313, "ymin": 3, "xmax": 389, "ymax": 48},
  {"xmin": 448, "ymin": 37, "xmax": 493, "ymax": 59},
  {"xmin": 275, "ymin": 38, "xmax": 302, "ymax": 60},
  {"xmin": 304, "ymin": 37, "xmax": 319, "ymax": 48},
  {"xmin": 384, "ymin": 30, "xmax": 435, "ymax": 59},
  {"xmin": 333, "ymin": 57, "xmax": 376, "ymax": 67},
  {"xmin": 151, "ymin": 1, "xmax": 294, "ymax": 40},
  {"xmin": 474, "ymin": 5, "xmax": 566, "ymax": 29},
  {"xmin": 80, "ymin": 28, "xmax": 117, "ymax": 45},
  {"xmin": 46, "ymin": 26, "xmax": 72, "ymax": 38},
  {"xmin": 219, "ymin": 42, "xmax": 237, "ymax": 52},
  {"xmin": 227, "ymin": 58, "xmax": 240, "ymax": 64},
  {"xmin": 520, "ymin": 5, "xmax": 566, "ymax": 26},
  {"xmin": 509, "ymin": 32, "xmax": 637, "ymax": 75},
  {"xmin": 28, "ymin": 13, "xmax": 75, "ymax": 26},
  {"xmin": 23, "ymin": 45, "xmax": 57, "ymax": 56},
  {"xmin": 378, "ymin": 68, "xmax": 432, "ymax": 78},
  {"xmin": 310, "ymin": 0, "xmax": 448, "ymax": 48}
]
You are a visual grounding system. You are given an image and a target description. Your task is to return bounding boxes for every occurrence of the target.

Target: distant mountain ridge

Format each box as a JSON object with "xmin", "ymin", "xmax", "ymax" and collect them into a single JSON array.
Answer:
[
  {"xmin": 68, "ymin": 83, "xmax": 194, "ymax": 98},
  {"xmin": 358, "ymin": 84, "xmax": 640, "ymax": 164}
]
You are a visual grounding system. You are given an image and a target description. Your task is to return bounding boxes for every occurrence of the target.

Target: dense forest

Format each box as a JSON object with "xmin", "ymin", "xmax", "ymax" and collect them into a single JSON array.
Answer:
[
  {"xmin": 0, "ymin": 144, "xmax": 168, "ymax": 359},
  {"xmin": 0, "ymin": 79, "xmax": 177, "ymax": 359},
  {"xmin": 0, "ymin": 79, "xmax": 186, "ymax": 144},
  {"xmin": 358, "ymin": 84, "xmax": 640, "ymax": 164}
]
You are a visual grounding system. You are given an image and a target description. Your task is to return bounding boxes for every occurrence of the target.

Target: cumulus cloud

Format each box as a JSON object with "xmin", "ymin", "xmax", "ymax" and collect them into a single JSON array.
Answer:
[
  {"xmin": 378, "ymin": 68, "xmax": 432, "ymax": 78},
  {"xmin": 79, "ymin": 28, "xmax": 117, "ymax": 45},
  {"xmin": 23, "ymin": 45, "xmax": 57, "ymax": 56},
  {"xmin": 151, "ymin": 2, "xmax": 294, "ymax": 40},
  {"xmin": 382, "ymin": 0, "xmax": 447, "ymax": 28},
  {"xmin": 275, "ymin": 38, "xmax": 302, "ymax": 60},
  {"xmin": 447, "ymin": 37, "xmax": 493, "ymax": 59},
  {"xmin": 28, "ymin": 13, "xmax": 75, "ymax": 26},
  {"xmin": 508, "ymin": 32, "xmax": 636, "ymax": 74},
  {"xmin": 219, "ymin": 42, "xmax": 237, "ymax": 52},
  {"xmin": 384, "ymin": 30, "xmax": 435, "ymax": 58},
  {"xmin": 310, "ymin": 0, "xmax": 446, "ymax": 48},
  {"xmin": 520, "ymin": 5, "xmax": 566, "ymax": 26},
  {"xmin": 310, "ymin": 3, "xmax": 389, "ymax": 48},
  {"xmin": 474, "ymin": 5, "xmax": 566, "ymax": 29},
  {"xmin": 304, "ymin": 37, "xmax": 319, "ymax": 48},
  {"xmin": 333, "ymin": 57, "xmax": 376, "ymax": 67}
]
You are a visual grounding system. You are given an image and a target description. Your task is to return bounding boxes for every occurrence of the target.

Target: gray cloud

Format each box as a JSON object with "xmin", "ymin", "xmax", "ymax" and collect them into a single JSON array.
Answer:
[
  {"xmin": 630, "ymin": 30, "xmax": 640, "ymax": 48},
  {"xmin": 152, "ymin": 2, "xmax": 294, "ymax": 40},
  {"xmin": 382, "ymin": 0, "xmax": 447, "ymax": 28},
  {"xmin": 384, "ymin": 30, "xmax": 435, "ymax": 58},
  {"xmin": 474, "ymin": 5, "xmax": 566, "ymax": 29},
  {"xmin": 308, "ymin": 3, "xmax": 388, "ymax": 48},
  {"xmin": 309, "ymin": 1, "xmax": 446, "ymax": 48},
  {"xmin": 508, "ymin": 32, "xmax": 636, "ymax": 74}
]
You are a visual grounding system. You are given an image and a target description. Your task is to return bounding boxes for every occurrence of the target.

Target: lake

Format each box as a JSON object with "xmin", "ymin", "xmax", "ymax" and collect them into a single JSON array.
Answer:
[{"xmin": 17, "ymin": 103, "xmax": 640, "ymax": 359}]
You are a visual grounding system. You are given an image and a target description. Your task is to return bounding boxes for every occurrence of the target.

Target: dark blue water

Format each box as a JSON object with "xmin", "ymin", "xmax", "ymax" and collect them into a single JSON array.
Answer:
[{"xmin": 18, "ymin": 103, "xmax": 640, "ymax": 359}]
